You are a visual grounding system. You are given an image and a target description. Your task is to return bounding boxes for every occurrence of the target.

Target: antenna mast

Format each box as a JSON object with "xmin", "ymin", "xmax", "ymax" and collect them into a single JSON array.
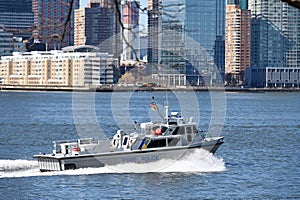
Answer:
[
  {"xmin": 164, "ymin": 92, "xmax": 169, "ymax": 124},
  {"xmin": 151, "ymin": 96, "xmax": 164, "ymax": 120}
]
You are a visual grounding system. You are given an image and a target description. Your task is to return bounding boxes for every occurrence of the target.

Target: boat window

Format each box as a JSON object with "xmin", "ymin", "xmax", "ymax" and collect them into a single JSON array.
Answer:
[
  {"xmin": 187, "ymin": 134, "xmax": 192, "ymax": 143},
  {"xmin": 186, "ymin": 126, "xmax": 192, "ymax": 134},
  {"xmin": 172, "ymin": 127, "xmax": 179, "ymax": 135},
  {"xmin": 192, "ymin": 126, "xmax": 198, "ymax": 134},
  {"xmin": 171, "ymin": 127, "xmax": 185, "ymax": 135},
  {"xmin": 123, "ymin": 137, "xmax": 128, "ymax": 146},
  {"xmin": 161, "ymin": 126, "xmax": 168, "ymax": 133},
  {"xmin": 168, "ymin": 138, "xmax": 179, "ymax": 146},
  {"xmin": 168, "ymin": 121, "xmax": 177, "ymax": 125},
  {"xmin": 177, "ymin": 126, "xmax": 185, "ymax": 135},
  {"xmin": 147, "ymin": 139, "xmax": 167, "ymax": 148},
  {"xmin": 79, "ymin": 138, "xmax": 93, "ymax": 144}
]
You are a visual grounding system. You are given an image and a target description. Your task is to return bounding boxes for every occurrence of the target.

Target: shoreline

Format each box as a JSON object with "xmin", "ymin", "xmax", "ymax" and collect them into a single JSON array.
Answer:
[{"xmin": 1, "ymin": 85, "xmax": 300, "ymax": 93}]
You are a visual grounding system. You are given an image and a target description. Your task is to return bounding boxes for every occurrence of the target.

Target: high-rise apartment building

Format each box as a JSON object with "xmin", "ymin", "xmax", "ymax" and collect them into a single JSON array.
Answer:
[
  {"xmin": 147, "ymin": 0, "xmax": 160, "ymax": 66},
  {"xmin": 248, "ymin": 0, "xmax": 300, "ymax": 87},
  {"xmin": 225, "ymin": 0, "xmax": 251, "ymax": 85},
  {"xmin": 74, "ymin": 8, "xmax": 86, "ymax": 46},
  {"xmin": 122, "ymin": 0, "xmax": 140, "ymax": 61},
  {"xmin": 139, "ymin": 35, "xmax": 148, "ymax": 61},
  {"xmin": 0, "ymin": 0, "xmax": 33, "ymax": 41},
  {"xmin": 91, "ymin": 0, "xmax": 122, "ymax": 59},
  {"xmin": 98, "ymin": 0, "xmax": 114, "ymax": 7},
  {"xmin": 0, "ymin": 28, "xmax": 13, "ymax": 58},
  {"xmin": 74, "ymin": 3, "xmax": 114, "ymax": 53},
  {"xmin": 148, "ymin": 0, "xmax": 226, "ymax": 86},
  {"xmin": 32, "ymin": 0, "xmax": 79, "ymax": 50},
  {"xmin": 158, "ymin": 0, "xmax": 186, "ymax": 86}
]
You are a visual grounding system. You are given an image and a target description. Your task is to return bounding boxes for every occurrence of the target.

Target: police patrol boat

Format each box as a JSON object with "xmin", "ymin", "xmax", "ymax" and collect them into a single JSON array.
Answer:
[{"xmin": 34, "ymin": 98, "xmax": 224, "ymax": 172}]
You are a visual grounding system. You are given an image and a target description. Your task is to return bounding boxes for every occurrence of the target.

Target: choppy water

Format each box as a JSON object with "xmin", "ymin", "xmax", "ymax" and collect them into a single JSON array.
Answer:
[{"xmin": 0, "ymin": 91, "xmax": 299, "ymax": 199}]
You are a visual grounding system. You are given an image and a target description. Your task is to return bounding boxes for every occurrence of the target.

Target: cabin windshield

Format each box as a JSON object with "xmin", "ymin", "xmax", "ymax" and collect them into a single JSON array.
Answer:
[
  {"xmin": 145, "ymin": 135, "xmax": 181, "ymax": 149},
  {"xmin": 172, "ymin": 125, "xmax": 198, "ymax": 135},
  {"xmin": 147, "ymin": 138, "xmax": 167, "ymax": 148}
]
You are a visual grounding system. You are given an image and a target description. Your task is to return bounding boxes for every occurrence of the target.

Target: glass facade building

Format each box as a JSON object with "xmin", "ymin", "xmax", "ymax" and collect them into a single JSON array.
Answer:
[
  {"xmin": 0, "ymin": 0, "xmax": 32, "ymax": 13},
  {"xmin": 186, "ymin": 0, "xmax": 226, "ymax": 84},
  {"xmin": 0, "ymin": 27, "xmax": 13, "ymax": 58},
  {"xmin": 247, "ymin": 0, "xmax": 300, "ymax": 87},
  {"xmin": 148, "ymin": 0, "xmax": 226, "ymax": 86},
  {"xmin": 74, "ymin": 4, "xmax": 114, "ymax": 54},
  {"xmin": 147, "ymin": 0, "xmax": 160, "ymax": 66},
  {"xmin": 160, "ymin": 0, "xmax": 186, "ymax": 74},
  {"xmin": 0, "ymin": 0, "xmax": 33, "ymax": 40},
  {"xmin": 249, "ymin": 0, "xmax": 300, "ymax": 69},
  {"xmin": 95, "ymin": 0, "xmax": 122, "ymax": 59},
  {"xmin": 240, "ymin": 0, "xmax": 248, "ymax": 10}
]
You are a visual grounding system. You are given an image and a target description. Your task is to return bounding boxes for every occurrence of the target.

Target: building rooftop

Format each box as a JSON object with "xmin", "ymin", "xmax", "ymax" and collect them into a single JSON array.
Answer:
[{"xmin": 62, "ymin": 45, "xmax": 100, "ymax": 53}]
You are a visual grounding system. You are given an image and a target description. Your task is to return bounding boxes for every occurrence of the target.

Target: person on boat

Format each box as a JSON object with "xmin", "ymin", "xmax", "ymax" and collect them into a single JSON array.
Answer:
[{"xmin": 150, "ymin": 126, "xmax": 165, "ymax": 136}]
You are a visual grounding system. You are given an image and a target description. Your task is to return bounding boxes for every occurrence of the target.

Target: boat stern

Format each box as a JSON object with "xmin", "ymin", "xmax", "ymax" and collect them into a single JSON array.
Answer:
[{"xmin": 33, "ymin": 155, "xmax": 62, "ymax": 172}]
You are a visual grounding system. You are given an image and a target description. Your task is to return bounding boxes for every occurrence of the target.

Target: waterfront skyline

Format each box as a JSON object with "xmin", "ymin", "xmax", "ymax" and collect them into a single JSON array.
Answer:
[{"xmin": 0, "ymin": 0, "xmax": 300, "ymax": 88}]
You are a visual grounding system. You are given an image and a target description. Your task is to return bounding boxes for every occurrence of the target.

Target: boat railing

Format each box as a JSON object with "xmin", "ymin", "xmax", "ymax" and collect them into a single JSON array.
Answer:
[
  {"xmin": 198, "ymin": 130, "xmax": 207, "ymax": 139},
  {"xmin": 52, "ymin": 138, "xmax": 108, "ymax": 154},
  {"xmin": 53, "ymin": 137, "xmax": 110, "ymax": 144},
  {"xmin": 150, "ymin": 134, "xmax": 182, "ymax": 140}
]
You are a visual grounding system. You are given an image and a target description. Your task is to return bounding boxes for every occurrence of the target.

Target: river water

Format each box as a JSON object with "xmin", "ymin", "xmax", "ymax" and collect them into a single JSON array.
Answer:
[{"xmin": 0, "ymin": 91, "xmax": 299, "ymax": 199}]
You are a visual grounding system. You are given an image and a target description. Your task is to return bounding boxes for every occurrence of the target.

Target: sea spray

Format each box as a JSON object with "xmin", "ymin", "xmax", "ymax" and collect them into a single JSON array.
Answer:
[
  {"xmin": 0, "ymin": 160, "xmax": 39, "ymax": 172},
  {"xmin": 107, "ymin": 148, "xmax": 226, "ymax": 173}
]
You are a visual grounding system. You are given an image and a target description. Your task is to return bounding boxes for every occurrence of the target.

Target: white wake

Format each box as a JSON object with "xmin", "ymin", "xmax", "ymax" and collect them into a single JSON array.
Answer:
[
  {"xmin": 0, "ymin": 149, "xmax": 225, "ymax": 178},
  {"xmin": 0, "ymin": 159, "xmax": 39, "ymax": 171}
]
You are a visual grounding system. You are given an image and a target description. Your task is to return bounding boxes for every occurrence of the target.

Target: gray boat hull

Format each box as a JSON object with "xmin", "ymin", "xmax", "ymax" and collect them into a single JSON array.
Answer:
[{"xmin": 34, "ymin": 139, "xmax": 223, "ymax": 172}]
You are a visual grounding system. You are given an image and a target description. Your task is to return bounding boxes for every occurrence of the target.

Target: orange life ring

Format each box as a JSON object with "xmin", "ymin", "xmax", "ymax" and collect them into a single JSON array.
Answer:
[
  {"xmin": 155, "ymin": 128, "xmax": 162, "ymax": 135},
  {"xmin": 73, "ymin": 147, "xmax": 79, "ymax": 152}
]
